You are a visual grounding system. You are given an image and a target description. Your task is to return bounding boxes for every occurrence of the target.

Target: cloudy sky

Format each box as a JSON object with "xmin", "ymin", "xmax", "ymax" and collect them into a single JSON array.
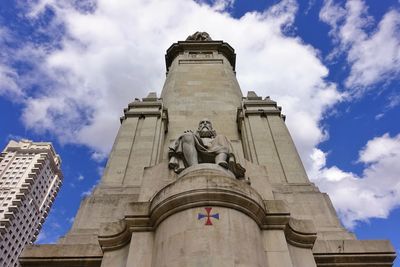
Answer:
[{"xmin": 1, "ymin": 0, "xmax": 399, "ymax": 263}]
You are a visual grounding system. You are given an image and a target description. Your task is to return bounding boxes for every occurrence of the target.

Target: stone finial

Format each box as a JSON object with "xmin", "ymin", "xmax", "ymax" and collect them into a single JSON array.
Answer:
[
  {"xmin": 246, "ymin": 91, "xmax": 262, "ymax": 100},
  {"xmin": 142, "ymin": 92, "xmax": 158, "ymax": 102},
  {"xmin": 186, "ymin": 31, "xmax": 212, "ymax": 41}
]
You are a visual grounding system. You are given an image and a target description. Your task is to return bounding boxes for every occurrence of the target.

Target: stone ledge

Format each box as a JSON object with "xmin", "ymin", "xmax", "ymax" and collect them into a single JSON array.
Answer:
[
  {"xmin": 97, "ymin": 168, "xmax": 318, "ymax": 252},
  {"xmin": 20, "ymin": 244, "xmax": 103, "ymax": 267},
  {"xmin": 98, "ymin": 220, "xmax": 130, "ymax": 251},
  {"xmin": 149, "ymin": 168, "xmax": 265, "ymax": 228},
  {"xmin": 165, "ymin": 40, "xmax": 236, "ymax": 71},
  {"xmin": 263, "ymin": 200, "xmax": 290, "ymax": 229},
  {"xmin": 177, "ymin": 163, "xmax": 236, "ymax": 179},
  {"xmin": 285, "ymin": 218, "xmax": 317, "ymax": 248},
  {"xmin": 313, "ymin": 240, "xmax": 396, "ymax": 266}
]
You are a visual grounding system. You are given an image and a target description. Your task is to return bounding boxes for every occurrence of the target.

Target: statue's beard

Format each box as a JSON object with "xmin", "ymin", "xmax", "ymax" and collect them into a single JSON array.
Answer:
[{"xmin": 198, "ymin": 127, "xmax": 215, "ymax": 138}]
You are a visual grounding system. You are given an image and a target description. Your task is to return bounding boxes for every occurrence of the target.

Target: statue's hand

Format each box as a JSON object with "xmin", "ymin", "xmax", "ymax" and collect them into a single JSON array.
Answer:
[{"xmin": 184, "ymin": 130, "xmax": 193, "ymax": 134}]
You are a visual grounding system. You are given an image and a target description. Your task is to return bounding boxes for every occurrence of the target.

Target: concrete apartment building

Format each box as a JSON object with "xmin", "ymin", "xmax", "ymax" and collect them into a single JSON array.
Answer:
[{"xmin": 0, "ymin": 140, "xmax": 62, "ymax": 267}]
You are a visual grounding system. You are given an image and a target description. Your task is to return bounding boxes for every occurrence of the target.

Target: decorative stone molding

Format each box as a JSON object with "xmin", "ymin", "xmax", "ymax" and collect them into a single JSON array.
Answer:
[
  {"xmin": 98, "ymin": 220, "xmax": 131, "ymax": 251},
  {"xmin": 237, "ymin": 91, "xmax": 286, "ymax": 132},
  {"xmin": 313, "ymin": 240, "xmax": 396, "ymax": 266},
  {"xmin": 97, "ymin": 165, "xmax": 317, "ymax": 252},
  {"xmin": 149, "ymin": 165, "xmax": 264, "ymax": 228},
  {"xmin": 285, "ymin": 218, "xmax": 317, "ymax": 248},
  {"xmin": 263, "ymin": 200, "xmax": 290, "ymax": 229},
  {"xmin": 165, "ymin": 41, "xmax": 236, "ymax": 71},
  {"xmin": 19, "ymin": 244, "xmax": 103, "ymax": 267},
  {"xmin": 119, "ymin": 93, "xmax": 169, "ymax": 131}
]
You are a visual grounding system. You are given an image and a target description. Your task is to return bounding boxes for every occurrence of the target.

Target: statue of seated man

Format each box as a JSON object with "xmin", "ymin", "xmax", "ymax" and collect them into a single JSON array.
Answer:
[{"xmin": 168, "ymin": 119, "xmax": 245, "ymax": 179}]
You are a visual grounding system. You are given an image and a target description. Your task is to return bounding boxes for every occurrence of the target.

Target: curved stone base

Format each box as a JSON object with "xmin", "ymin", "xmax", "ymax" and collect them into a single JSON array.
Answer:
[
  {"xmin": 151, "ymin": 164, "xmax": 267, "ymax": 266},
  {"xmin": 150, "ymin": 164, "xmax": 264, "ymax": 228}
]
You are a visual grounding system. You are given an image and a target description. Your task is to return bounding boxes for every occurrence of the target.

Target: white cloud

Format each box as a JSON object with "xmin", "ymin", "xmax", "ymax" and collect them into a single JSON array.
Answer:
[
  {"xmin": 77, "ymin": 174, "xmax": 84, "ymax": 181},
  {"xmin": 0, "ymin": 27, "xmax": 24, "ymax": 97},
  {"xmin": 13, "ymin": 0, "xmax": 400, "ymax": 230},
  {"xmin": 388, "ymin": 94, "xmax": 400, "ymax": 109},
  {"xmin": 200, "ymin": 0, "xmax": 235, "ymax": 12},
  {"xmin": 0, "ymin": 65, "xmax": 22, "ymax": 98},
  {"xmin": 51, "ymin": 222, "xmax": 61, "ymax": 229},
  {"xmin": 320, "ymin": 0, "xmax": 400, "ymax": 92},
  {"xmin": 375, "ymin": 113, "xmax": 384, "ymax": 120},
  {"xmin": 6, "ymin": 134, "xmax": 24, "ymax": 142},
  {"xmin": 359, "ymin": 133, "xmax": 400, "ymax": 163},
  {"xmin": 81, "ymin": 183, "xmax": 97, "ymax": 197},
  {"xmin": 36, "ymin": 231, "xmax": 47, "ymax": 243},
  {"xmin": 373, "ymin": 93, "xmax": 400, "ymax": 120},
  {"xmin": 311, "ymin": 133, "xmax": 400, "ymax": 228},
  {"xmin": 0, "ymin": 0, "xmax": 342, "ymax": 176},
  {"xmin": 91, "ymin": 151, "xmax": 107, "ymax": 162},
  {"xmin": 1, "ymin": 0, "xmax": 397, "ymax": 232},
  {"xmin": 35, "ymin": 215, "xmax": 62, "ymax": 244}
]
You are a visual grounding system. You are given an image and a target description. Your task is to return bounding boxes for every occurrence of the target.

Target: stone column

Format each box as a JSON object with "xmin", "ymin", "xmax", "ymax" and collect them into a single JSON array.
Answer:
[
  {"xmin": 126, "ymin": 232, "xmax": 154, "ymax": 267},
  {"xmin": 263, "ymin": 230, "xmax": 294, "ymax": 267},
  {"xmin": 100, "ymin": 92, "xmax": 168, "ymax": 186},
  {"xmin": 237, "ymin": 91, "xmax": 308, "ymax": 184},
  {"xmin": 161, "ymin": 41, "xmax": 243, "ymax": 153}
]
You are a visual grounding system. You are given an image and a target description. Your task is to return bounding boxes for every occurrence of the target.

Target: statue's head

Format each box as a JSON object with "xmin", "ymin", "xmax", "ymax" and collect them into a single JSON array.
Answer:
[
  {"xmin": 197, "ymin": 118, "xmax": 216, "ymax": 138},
  {"xmin": 186, "ymin": 31, "xmax": 212, "ymax": 41}
]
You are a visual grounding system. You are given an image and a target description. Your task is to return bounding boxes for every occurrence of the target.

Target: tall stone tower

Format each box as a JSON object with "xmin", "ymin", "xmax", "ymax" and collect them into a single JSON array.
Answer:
[{"xmin": 20, "ymin": 33, "xmax": 396, "ymax": 266}]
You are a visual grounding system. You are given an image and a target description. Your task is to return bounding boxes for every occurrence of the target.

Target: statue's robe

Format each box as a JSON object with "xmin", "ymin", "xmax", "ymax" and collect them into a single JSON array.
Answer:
[{"xmin": 168, "ymin": 132, "xmax": 245, "ymax": 179}]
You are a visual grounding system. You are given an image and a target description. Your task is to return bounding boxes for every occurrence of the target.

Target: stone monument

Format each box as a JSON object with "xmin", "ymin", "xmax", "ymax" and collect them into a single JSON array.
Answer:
[
  {"xmin": 168, "ymin": 118, "xmax": 245, "ymax": 179},
  {"xmin": 20, "ymin": 33, "xmax": 396, "ymax": 266}
]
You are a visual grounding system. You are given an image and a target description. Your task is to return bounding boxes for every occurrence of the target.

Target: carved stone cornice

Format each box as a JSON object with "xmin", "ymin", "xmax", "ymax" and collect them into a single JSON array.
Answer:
[
  {"xmin": 149, "ymin": 166, "xmax": 266, "ymax": 228},
  {"xmin": 98, "ymin": 165, "xmax": 317, "ymax": 252},
  {"xmin": 97, "ymin": 220, "xmax": 131, "ymax": 251},
  {"xmin": 285, "ymin": 218, "xmax": 317, "ymax": 248},
  {"xmin": 165, "ymin": 41, "xmax": 236, "ymax": 71},
  {"xmin": 120, "ymin": 94, "xmax": 169, "ymax": 133},
  {"xmin": 313, "ymin": 240, "xmax": 396, "ymax": 266},
  {"xmin": 237, "ymin": 93, "xmax": 286, "ymax": 134},
  {"xmin": 19, "ymin": 244, "xmax": 103, "ymax": 267}
]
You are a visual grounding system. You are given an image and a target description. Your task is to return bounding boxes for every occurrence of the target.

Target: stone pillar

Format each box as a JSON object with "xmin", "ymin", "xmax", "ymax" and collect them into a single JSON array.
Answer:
[
  {"xmin": 148, "ymin": 165, "xmax": 267, "ymax": 266},
  {"xmin": 100, "ymin": 244, "xmax": 129, "ymax": 267},
  {"xmin": 100, "ymin": 92, "xmax": 168, "ymax": 186},
  {"xmin": 263, "ymin": 230, "xmax": 294, "ymax": 267},
  {"xmin": 126, "ymin": 232, "xmax": 154, "ymax": 267},
  {"xmin": 161, "ymin": 40, "xmax": 243, "ymax": 151},
  {"xmin": 237, "ymin": 91, "xmax": 308, "ymax": 184},
  {"xmin": 153, "ymin": 207, "xmax": 265, "ymax": 266}
]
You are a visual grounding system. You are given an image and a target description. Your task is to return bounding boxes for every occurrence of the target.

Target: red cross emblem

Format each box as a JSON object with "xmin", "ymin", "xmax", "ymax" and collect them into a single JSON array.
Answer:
[{"xmin": 197, "ymin": 207, "xmax": 219, "ymax": 225}]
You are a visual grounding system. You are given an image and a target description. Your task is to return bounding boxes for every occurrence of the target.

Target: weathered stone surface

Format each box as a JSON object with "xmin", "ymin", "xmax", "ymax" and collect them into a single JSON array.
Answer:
[
  {"xmin": 186, "ymin": 31, "xmax": 212, "ymax": 41},
  {"xmin": 313, "ymin": 240, "xmax": 396, "ymax": 266},
  {"xmin": 126, "ymin": 232, "xmax": 154, "ymax": 267},
  {"xmin": 20, "ymin": 35, "xmax": 396, "ymax": 267},
  {"xmin": 19, "ymin": 244, "xmax": 102, "ymax": 267},
  {"xmin": 153, "ymin": 207, "xmax": 266, "ymax": 267},
  {"xmin": 168, "ymin": 119, "xmax": 246, "ymax": 178}
]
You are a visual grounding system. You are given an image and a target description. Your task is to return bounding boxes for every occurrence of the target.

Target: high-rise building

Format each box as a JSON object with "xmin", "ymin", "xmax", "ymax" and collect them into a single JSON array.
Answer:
[
  {"xmin": 20, "ymin": 33, "xmax": 396, "ymax": 266},
  {"xmin": 0, "ymin": 140, "xmax": 62, "ymax": 267}
]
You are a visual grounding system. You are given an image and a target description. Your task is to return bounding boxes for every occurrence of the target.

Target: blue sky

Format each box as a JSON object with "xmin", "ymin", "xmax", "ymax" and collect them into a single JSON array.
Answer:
[{"xmin": 0, "ymin": 0, "xmax": 399, "ymax": 264}]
